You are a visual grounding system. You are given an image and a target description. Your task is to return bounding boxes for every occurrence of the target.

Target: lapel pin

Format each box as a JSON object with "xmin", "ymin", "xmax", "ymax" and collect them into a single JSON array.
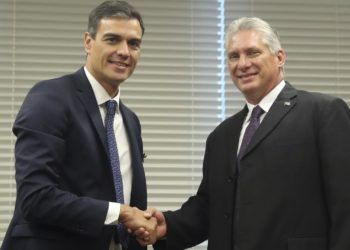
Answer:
[{"xmin": 284, "ymin": 101, "xmax": 291, "ymax": 106}]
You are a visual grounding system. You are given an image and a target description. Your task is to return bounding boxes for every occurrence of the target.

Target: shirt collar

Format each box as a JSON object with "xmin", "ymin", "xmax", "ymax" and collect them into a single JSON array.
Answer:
[
  {"xmin": 84, "ymin": 66, "xmax": 120, "ymax": 111},
  {"xmin": 246, "ymin": 80, "xmax": 286, "ymax": 114}
]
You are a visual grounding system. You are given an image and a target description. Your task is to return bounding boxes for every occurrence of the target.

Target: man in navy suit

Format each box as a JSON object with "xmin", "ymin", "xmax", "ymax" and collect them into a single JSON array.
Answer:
[
  {"xmin": 139, "ymin": 17, "xmax": 350, "ymax": 250},
  {"xmin": 0, "ymin": 1, "xmax": 156, "ymax": 250}
]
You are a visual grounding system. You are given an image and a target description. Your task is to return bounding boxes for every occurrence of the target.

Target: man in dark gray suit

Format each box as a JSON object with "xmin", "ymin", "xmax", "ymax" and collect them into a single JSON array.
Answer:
[
  {"xmin": 1, "ymin": 1, "xmax": 156, "ymax": 250},
  {"xmin": 138, "ymin": 17, "xmax": 350, "ymax": 250}
]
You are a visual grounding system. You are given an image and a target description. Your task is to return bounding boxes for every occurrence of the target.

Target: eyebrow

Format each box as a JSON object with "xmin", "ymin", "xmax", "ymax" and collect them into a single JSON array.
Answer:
[
  {"xmin": 228, "ymin": 46, "xmax": 262, "ymax": 53},
  {"xmin": 102, "ymin": 33, "xmax": 142, "ymax": 41},
  {"xmin": 102, "ymin": 33, "xmax": 120, "ymax": 39}
]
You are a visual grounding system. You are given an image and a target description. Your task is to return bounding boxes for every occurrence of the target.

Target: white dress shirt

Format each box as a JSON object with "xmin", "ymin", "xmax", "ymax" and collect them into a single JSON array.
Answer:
[
  {"xmin": 84, "ymin": 67, "xmax": 133, "ymax": 250},
  {"xmin": 237, "ymin": 80, "xmax": 286, "ymax": 154}
]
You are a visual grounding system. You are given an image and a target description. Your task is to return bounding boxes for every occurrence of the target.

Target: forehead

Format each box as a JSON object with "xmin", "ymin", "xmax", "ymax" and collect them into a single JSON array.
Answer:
[
  {"xmin": 227, "ymin": 29, "xmax": 267, "ymax": 51},
  {"xmin": 96, "ymin": 18, "xmax": 142, "ymax": 38}
]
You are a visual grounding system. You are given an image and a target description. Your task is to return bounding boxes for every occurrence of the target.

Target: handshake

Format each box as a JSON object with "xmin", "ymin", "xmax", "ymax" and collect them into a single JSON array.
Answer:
[{"xmin": 119, "ymin": 205, "xmax": 166, "ymax": 246}]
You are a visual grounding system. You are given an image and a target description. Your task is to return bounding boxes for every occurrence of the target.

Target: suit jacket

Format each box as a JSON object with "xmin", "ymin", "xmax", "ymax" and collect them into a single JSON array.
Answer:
[
  {"xmin": 1, "ymin": 68, "xmax": 147, "ymax": 250},
  {"xmin": 157, "ymin": 82, "xmax": 350, "ymax": 250}
]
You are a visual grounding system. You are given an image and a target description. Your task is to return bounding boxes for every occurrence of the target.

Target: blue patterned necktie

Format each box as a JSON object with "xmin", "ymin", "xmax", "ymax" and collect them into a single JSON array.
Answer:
[
  {"xmin": 105, "ymin": 100, "xmax": 128, "ymax": 248},
  {"xmin": 238, "ymin": 105, "xmax": 265, "ymax": 159}
]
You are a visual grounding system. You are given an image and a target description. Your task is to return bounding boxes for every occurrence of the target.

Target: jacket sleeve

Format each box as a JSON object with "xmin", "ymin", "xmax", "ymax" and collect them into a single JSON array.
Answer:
[
  {"xmin": 318, "ymin": 97, "xmax": 350, "ymax": 249},
  {"xmin": 155, "ymin": 134, "xmax": 215, "ymax": 250},
  {"xmin": 13, "ymin": 81, "xmax": 108, "ymax": 237}
]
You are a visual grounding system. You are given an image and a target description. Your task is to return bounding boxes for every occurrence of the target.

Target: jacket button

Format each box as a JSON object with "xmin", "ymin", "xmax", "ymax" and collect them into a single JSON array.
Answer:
[
  {"xmin": 227, "ymin": 177, "xmax": 233, "ymax": 183},
  {"xmin": 224, "ymin": 213, "xmax": 230, "ymax": 220}
]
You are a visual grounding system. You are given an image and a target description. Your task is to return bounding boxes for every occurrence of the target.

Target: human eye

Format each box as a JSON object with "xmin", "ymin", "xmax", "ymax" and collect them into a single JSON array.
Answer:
[
  {"xmin": 104, "ymin": 35, "xmax": 120, "ymax": 44},
  {"xmin": 106, "ymin": 37, "xmax": 116, "ymax": 43},
  {"xmin": 248, "ymin": 49, "xmax": 261, "ymax": 58},
  {"xmin": 104, "ymin": 37, "xmax": 116, "ymax": 44},
  {"xmin": 228, "ymin": 53, "xmax": 239, "ymax": 61},
  {"xmin": 128, "ymin": 39, "xmax": 141, "ymax": 50}
]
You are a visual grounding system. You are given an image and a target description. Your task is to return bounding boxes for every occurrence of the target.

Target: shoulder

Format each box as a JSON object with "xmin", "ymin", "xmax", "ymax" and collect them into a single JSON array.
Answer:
[
  {"xmin": 296, "ymin": 89, "xmax": 348, "ymax": 113},
  {"xmin": 20, "ymin": 72, "xmax": 78, "ymax": 113},
  {"xmin": 207, "ymin": 109, "xmax": 246, "ymax": 141},
  {"xmin": 283, "ymin": 81, "xmax": 347, "ymax": 112},
  {"xmin": 29, "ymin": 70, "xmax": 79, "ymax": 96},
  {"xmin": 21, "ymin": 69, "xmax": 87, "ymax": 112},
  {"xmin": 285, "ymin": 85, "xmax": 350, "ymax": 128},
  {"xmin": 14, "ymin": 71, "xmax": 82, "ymax": 131},
  {"xmin": 297, "ymin": 89, "xmax": 337, "ymax": 103}
]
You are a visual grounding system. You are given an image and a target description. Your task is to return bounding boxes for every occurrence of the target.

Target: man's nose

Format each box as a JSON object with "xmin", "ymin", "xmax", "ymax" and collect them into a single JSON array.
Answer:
[
  {"xmin": 116, "ymin": 41, "xmax": 130, "ymax": 57},
  {"xmin": 237, "ymin": 55, "xmax": 251, "ymax": 69}
]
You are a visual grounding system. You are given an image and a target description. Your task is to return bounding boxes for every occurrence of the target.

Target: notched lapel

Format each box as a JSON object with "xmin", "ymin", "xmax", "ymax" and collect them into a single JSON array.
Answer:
[
  {"xmin": 119, "ymin": 103, "xmax": 142, "ymax": 165},
  {"xmin": 241, "ymin": 82, "xmax": 297, "ymax": 158},
  {"xmin": 120, "ymin": 102, "xmax": 147, "ymax": 209},
  {"xmin": 74, "ymin": 68, "xmax": 108, "ymax": 153},
  {"xmin": 227, "ymin": 108, "xmax": 248, "ymax": 175}
]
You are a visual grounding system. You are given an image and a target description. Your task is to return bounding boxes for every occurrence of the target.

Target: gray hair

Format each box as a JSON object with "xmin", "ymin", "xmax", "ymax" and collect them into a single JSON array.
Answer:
[
  {"xmin": 87, "ymin": 0, "xmax": 144, "ymax": 39},
  {"xmin": 225, "ymin": 17, "xmax": 282, "ymax": 54}
]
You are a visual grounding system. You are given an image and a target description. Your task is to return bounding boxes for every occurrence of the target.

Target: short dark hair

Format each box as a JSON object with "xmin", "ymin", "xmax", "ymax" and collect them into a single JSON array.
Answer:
[{"xmin": 87, "ymin": 0, "xmax": 145, "ymax": 39}]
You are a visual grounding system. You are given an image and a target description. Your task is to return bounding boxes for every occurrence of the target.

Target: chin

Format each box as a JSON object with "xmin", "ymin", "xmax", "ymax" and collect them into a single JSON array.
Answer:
[
  {"xmin": 241, "ymin": 84, "xmax": 259, "ymax": 96},
  {"xmin": 237, "ymin": 81, "xmax": 254, "ymax": 90},
  {"xmin": 110, "ymin": 73, "xmax": 128, "ymax": 82}
]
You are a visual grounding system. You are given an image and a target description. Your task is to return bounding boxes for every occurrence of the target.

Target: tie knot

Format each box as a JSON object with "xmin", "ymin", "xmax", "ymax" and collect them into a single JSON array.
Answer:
[
  {"xmin": 250, "ymin": 105, "xmax": 264, "ymax": 120},
  {"xmin": 106, "ymin": 100, "xmax": 117, "ymax": 116}
]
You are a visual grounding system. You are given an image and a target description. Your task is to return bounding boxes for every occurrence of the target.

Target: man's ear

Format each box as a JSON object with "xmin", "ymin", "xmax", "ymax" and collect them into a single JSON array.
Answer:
[
  {"xmin": 84, "ymin": 32, "xmax": 93, "ymax": 53},
  {"xmin": 276, "ymin": 49, "xmax": 287, "ymax": 68}
]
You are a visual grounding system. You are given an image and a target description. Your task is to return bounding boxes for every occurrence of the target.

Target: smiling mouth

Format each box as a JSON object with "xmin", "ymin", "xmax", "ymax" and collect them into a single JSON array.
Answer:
[
  {"xmin": 237, "ymin": 73, "xmax": 256, "ymax": 81},
  {"xmin": 109, "ymin": 61, "xmax": 129, "ymax": 68},
  {"xmin": 238, "ymin": 73, "xmax": 256, "ymax": 78}
]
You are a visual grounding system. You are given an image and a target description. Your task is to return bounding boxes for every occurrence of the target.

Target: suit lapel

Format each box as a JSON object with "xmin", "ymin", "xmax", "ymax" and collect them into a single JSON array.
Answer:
[
  {"xmin": 119, "ymin": 102, "xmax": 142, "ymax": 166},
  {"xmin": 240, "ymin": 82, "xmax": 298, "ymax": 158},
  {"xmin": 226, "ymin": 107, "xmax": 248, "ymax": 176},
  {"xmin": 72, "ymin": 68, "xmax": 146, "ymax": 208},
  {"xmin": 119, "ymin": 102, "xmax": 147, "ymax": 209},
  {"xmin": 73, "ymin": 68, "xmax": 108, "ymax": 153}
]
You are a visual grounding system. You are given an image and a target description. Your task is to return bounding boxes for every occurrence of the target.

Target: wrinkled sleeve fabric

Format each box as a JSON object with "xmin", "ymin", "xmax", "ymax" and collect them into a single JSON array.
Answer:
[
  {"xmin": 13, "ymin": 81, "xmax": 108, "ymax": 237},
  {"xmin": 154, "ymin": 134, "xmax": 215, "ymax": 250}
]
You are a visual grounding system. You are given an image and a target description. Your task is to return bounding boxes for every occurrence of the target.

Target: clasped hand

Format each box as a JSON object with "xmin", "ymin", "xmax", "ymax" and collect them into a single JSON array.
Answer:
[{"xmin": 119, "ymin": 205, "xmax": 166, "ymax": 246}]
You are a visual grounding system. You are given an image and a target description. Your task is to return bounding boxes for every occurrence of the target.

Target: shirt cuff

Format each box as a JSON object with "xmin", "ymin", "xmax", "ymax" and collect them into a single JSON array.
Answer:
[{"xmin": 105, "ymin": 202, "xmax": 120, "ymax": 225}]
